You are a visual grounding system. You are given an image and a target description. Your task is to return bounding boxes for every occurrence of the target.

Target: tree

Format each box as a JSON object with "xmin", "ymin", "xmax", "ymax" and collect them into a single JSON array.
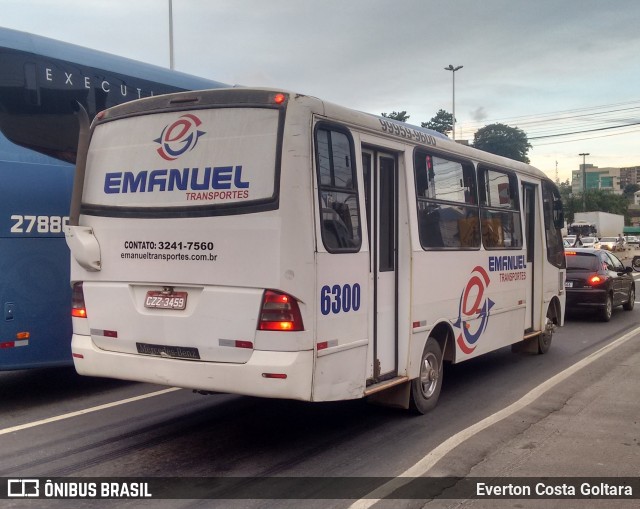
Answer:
[
  {"xmin": 582, "ymin": 190, "xmax": 629, "ymax": 216},
  {"xmin": 558, "ymin": 179, "xmax": 572, "ymax": 202},
  {"xmin": 473, "ymin": 123, "xmax": 531, "ymax": 163},
  {"xmin": 622, "ymin": 183, "xmax": 640, "ymax": 201},
  {"xmin": 421, "ymin": 109, "xmax": 453, "ymax": 135},
  {"xmin": 556, "ymin": 179, "xmax": 573, "ymax": 222},
  {"xmin": 561, "ymin": 186, "xmax": 630, "ymax": 226},
  {"xmin": 381, "ymin": 111, "xmax": 410, "ymax": 122}
]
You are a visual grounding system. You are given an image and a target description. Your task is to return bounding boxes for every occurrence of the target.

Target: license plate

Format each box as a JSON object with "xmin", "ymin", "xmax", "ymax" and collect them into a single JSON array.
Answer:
[
  {"xmin": 564, "ymin": 281, "xmax": 573, "ymax": 288},
  {"xmin": 136, "ymin": 342, "xmax": 200, "ymax": 360},
  {"xmin": 144, "ymin": 291, "xmax": 188, "ymax": 310}
]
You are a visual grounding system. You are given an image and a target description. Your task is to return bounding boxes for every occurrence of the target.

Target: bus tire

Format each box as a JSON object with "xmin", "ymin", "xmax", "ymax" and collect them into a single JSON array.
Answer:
[
  {"xmin": 537, "ymin": 315, "xmax": 553, "ymax": 354},
  {"xmin": 538, "ymin": 303, "xmax": 556, "ymax": 355},
  {"xmin": 410, "ymin": 337, "xmax": 443, "ymax": 414}
]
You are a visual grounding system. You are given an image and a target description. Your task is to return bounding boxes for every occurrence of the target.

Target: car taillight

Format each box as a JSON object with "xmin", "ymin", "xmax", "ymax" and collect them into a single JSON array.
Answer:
[
  {"xmin": 71, "ymin": 282, "xmax": 87, "ymax": 318},
  {"xmin": 258, "ymin": 290, "xmax": 304, "ymax": 331},
  {"xmin": 588, "ymin": 274, "xmax": 605, "ymax": 286}
]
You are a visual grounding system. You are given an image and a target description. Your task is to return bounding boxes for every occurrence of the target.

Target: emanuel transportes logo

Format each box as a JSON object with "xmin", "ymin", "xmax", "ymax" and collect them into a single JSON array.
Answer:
[
  {"xmin": 154, "ymin": 114, "xmax": 205, "ymax": 161},
  {"xmin": 453, "ymin": 266, "xmax": 495, "ymax": 355}
]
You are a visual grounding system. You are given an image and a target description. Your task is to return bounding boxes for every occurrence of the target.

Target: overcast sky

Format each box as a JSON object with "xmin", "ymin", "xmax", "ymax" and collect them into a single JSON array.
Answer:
[{"xmin": 2, "ymin": 0, "xmax": 640, "ymax": 182}]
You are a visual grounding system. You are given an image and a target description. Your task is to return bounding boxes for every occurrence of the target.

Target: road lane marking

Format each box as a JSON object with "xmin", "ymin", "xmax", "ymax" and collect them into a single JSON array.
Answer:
[
  {"xmin": 349, "ymin": 325, "xmax": 640, "ymax": 508},
  {"xmin": 0, "ymin": 387, "xmax": 182, "ymax": 436}
]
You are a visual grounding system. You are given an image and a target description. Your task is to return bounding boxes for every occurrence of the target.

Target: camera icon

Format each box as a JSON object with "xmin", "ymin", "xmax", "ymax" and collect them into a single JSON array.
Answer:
[{"xmin": 8, "ymin": 479, "xmax": 39, "ymax": 497}]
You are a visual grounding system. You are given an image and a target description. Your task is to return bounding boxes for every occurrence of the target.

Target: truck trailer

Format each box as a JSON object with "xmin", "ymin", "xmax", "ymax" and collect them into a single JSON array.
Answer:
[{"xmin": 569, "ymin": 211, "xmax": 624, "ymax": 238}]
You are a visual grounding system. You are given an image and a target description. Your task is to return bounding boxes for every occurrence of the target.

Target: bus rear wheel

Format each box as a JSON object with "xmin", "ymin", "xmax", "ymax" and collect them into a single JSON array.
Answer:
[{"xmin": 410, "ymin": 337, "xmax": 443, "ymax": 414}]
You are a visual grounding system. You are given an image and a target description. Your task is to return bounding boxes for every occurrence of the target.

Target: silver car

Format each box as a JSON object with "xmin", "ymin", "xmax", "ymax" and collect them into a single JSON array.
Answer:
[
  {"xmin": 600, "ymin": 237, "xmax": 618, "ymax": 251},
  {"xmin": 580, "ymin": 237, "xmax": 600, "ymax": 249}
]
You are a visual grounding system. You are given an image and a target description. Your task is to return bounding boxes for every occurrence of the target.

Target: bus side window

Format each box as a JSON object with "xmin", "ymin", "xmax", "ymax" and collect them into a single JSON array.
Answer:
[
  {"xmin": 413, "ymin": 149, "xmax": 479, "ymax": 250},
  {"xmin": 478, "ymin": 166, "xmax": 523, "ymax": 249},
  {"xmin": 315, "ymin": 126, "xmax": 361, "ymax": 252}
]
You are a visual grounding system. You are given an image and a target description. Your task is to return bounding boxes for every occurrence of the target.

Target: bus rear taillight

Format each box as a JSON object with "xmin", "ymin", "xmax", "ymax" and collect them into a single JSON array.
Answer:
[
  {"xmin": 258, "ymin": 290, "xmax": 304, "ymax": 331},
  {"xmin": 71, "ymin": 282, "xmax": 87, "ymax": 318}
]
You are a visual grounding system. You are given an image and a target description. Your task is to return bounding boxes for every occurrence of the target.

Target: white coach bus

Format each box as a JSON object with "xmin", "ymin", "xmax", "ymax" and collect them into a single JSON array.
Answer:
[{"xmin": 65, "ymin": 88, "xmax": 566, "ymax": 413}]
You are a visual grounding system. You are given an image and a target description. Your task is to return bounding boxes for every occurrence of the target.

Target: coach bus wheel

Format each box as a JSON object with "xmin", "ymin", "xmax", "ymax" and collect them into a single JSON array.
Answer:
[
  {"xmin": 633, "ymin": 256, "xmax": 640, "ymax": 271},
  {"xmin": 410, "ymin": 337, "xmax": 443, "ymax": 414}
]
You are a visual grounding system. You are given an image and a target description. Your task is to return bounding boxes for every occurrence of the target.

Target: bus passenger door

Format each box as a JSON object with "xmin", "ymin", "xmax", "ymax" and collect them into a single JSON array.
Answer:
[
  {"xmin": 362, "ymin": 149, "xmax": 398, "ymax": 382},
  {"xmin": 523, "ymin": 183, "xmax": 538, "ymax": 331}
]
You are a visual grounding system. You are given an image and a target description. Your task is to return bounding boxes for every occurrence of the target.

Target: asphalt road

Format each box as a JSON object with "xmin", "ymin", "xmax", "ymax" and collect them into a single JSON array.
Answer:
[{"xmin": 2, "ymin": 280, "xmax": 639, "ymax": 509}]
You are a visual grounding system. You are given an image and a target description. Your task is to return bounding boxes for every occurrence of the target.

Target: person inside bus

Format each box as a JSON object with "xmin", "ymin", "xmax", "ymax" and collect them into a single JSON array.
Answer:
[{"xmin": 572, "ymin": 234, "xmax": 583, "ymax": 247}]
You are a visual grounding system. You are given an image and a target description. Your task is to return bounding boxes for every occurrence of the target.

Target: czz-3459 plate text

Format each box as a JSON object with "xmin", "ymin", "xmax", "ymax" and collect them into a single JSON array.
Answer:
[{"xmin": 144, "ymin": 291, "xmax": 188, "ymax": 310}]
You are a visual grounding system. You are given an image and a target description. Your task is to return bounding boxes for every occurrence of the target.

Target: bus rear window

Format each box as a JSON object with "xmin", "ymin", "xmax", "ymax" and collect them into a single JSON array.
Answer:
[{"xmin": 82, "ymin": 107, "xmax": 280, "ymax": 215}]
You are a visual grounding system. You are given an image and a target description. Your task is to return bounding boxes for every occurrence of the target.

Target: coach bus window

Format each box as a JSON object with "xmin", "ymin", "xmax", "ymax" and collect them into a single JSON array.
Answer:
[
  {"xmin": 479, "ymin": 166, "xmax": 523, "ymax": 249},
  {"xmin": 315, "ymin": 126, "xmax": 361, "ymax": 252},
  {"xmin": 414, "ymin": 150, "xmax": 479, "ymax": 249},
  {"xmin": 542, "ymin": 180, "xmax": 566, "ymax": 268}
]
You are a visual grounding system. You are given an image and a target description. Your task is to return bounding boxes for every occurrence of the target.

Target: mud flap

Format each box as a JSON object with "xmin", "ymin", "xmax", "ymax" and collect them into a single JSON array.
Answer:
[{"xmin": 367, "ymin": 380, "xmax": 411, "ymax": 409}]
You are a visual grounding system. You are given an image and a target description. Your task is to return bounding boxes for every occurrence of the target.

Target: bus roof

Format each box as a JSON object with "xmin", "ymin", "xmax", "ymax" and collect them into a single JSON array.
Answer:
[
  {"xmin": 91, "ymin": 85, "xmax": 553, "ymax": 184},
  {"xmin": 0, "ymin": 26, "xmax": 227, "ymax": 90},
  {"xmin": 321, "ymin": 98, "xmax": 551, "ymax": 182}
]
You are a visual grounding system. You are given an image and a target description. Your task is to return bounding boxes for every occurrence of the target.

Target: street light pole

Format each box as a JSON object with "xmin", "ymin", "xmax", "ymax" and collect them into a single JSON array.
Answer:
[
  {"xmin": 579, "ymin": 152, "xmax": 590, "ymax": 211},
  {"xmin": 444, "ymin": 64, "xmax": 463, "ymax": 140}
]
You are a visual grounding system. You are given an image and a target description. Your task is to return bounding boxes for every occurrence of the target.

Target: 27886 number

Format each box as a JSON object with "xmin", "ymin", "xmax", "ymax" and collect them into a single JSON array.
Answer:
[
  {"xmin": 320, "ymin": 283, "xmax": 361, "ymax": 315},
  {"xmin": 10, "ymin": 215, "xmax": 69, "ymax": 234}
]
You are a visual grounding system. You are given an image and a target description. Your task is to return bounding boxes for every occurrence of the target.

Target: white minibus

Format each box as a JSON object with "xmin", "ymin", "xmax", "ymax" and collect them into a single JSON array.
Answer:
[{"xmin": 66, "ymin": 88, "xmax": 566, "ymax": 413}]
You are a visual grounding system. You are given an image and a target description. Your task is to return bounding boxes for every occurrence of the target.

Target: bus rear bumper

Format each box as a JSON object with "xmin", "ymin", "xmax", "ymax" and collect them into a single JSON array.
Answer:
[{"xmin": 71, "ymin": 334, "xmax": 314, "ymax": 401}]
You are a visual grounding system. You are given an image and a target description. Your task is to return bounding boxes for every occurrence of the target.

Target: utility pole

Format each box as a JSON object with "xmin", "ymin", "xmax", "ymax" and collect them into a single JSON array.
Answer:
[{"xmin": 579, "ymin": 153, "xmax": 589, "ymax": 211}]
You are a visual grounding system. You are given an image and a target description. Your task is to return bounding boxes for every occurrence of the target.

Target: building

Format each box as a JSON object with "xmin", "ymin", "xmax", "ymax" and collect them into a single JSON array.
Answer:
[
  {"xmin": 572, "ymin": 165, "xmax": 640, "ymax": 195},
  {"xmin": 571, "ymin": 165, "xmax": 622, "ymax": 195},
  {"xmin": 569, "ymin": 163, "xmax": 640, "ymax": 226},
  {"xmin": 619, "ymin": 166, "xmax": 640, "ymax": 189}
]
